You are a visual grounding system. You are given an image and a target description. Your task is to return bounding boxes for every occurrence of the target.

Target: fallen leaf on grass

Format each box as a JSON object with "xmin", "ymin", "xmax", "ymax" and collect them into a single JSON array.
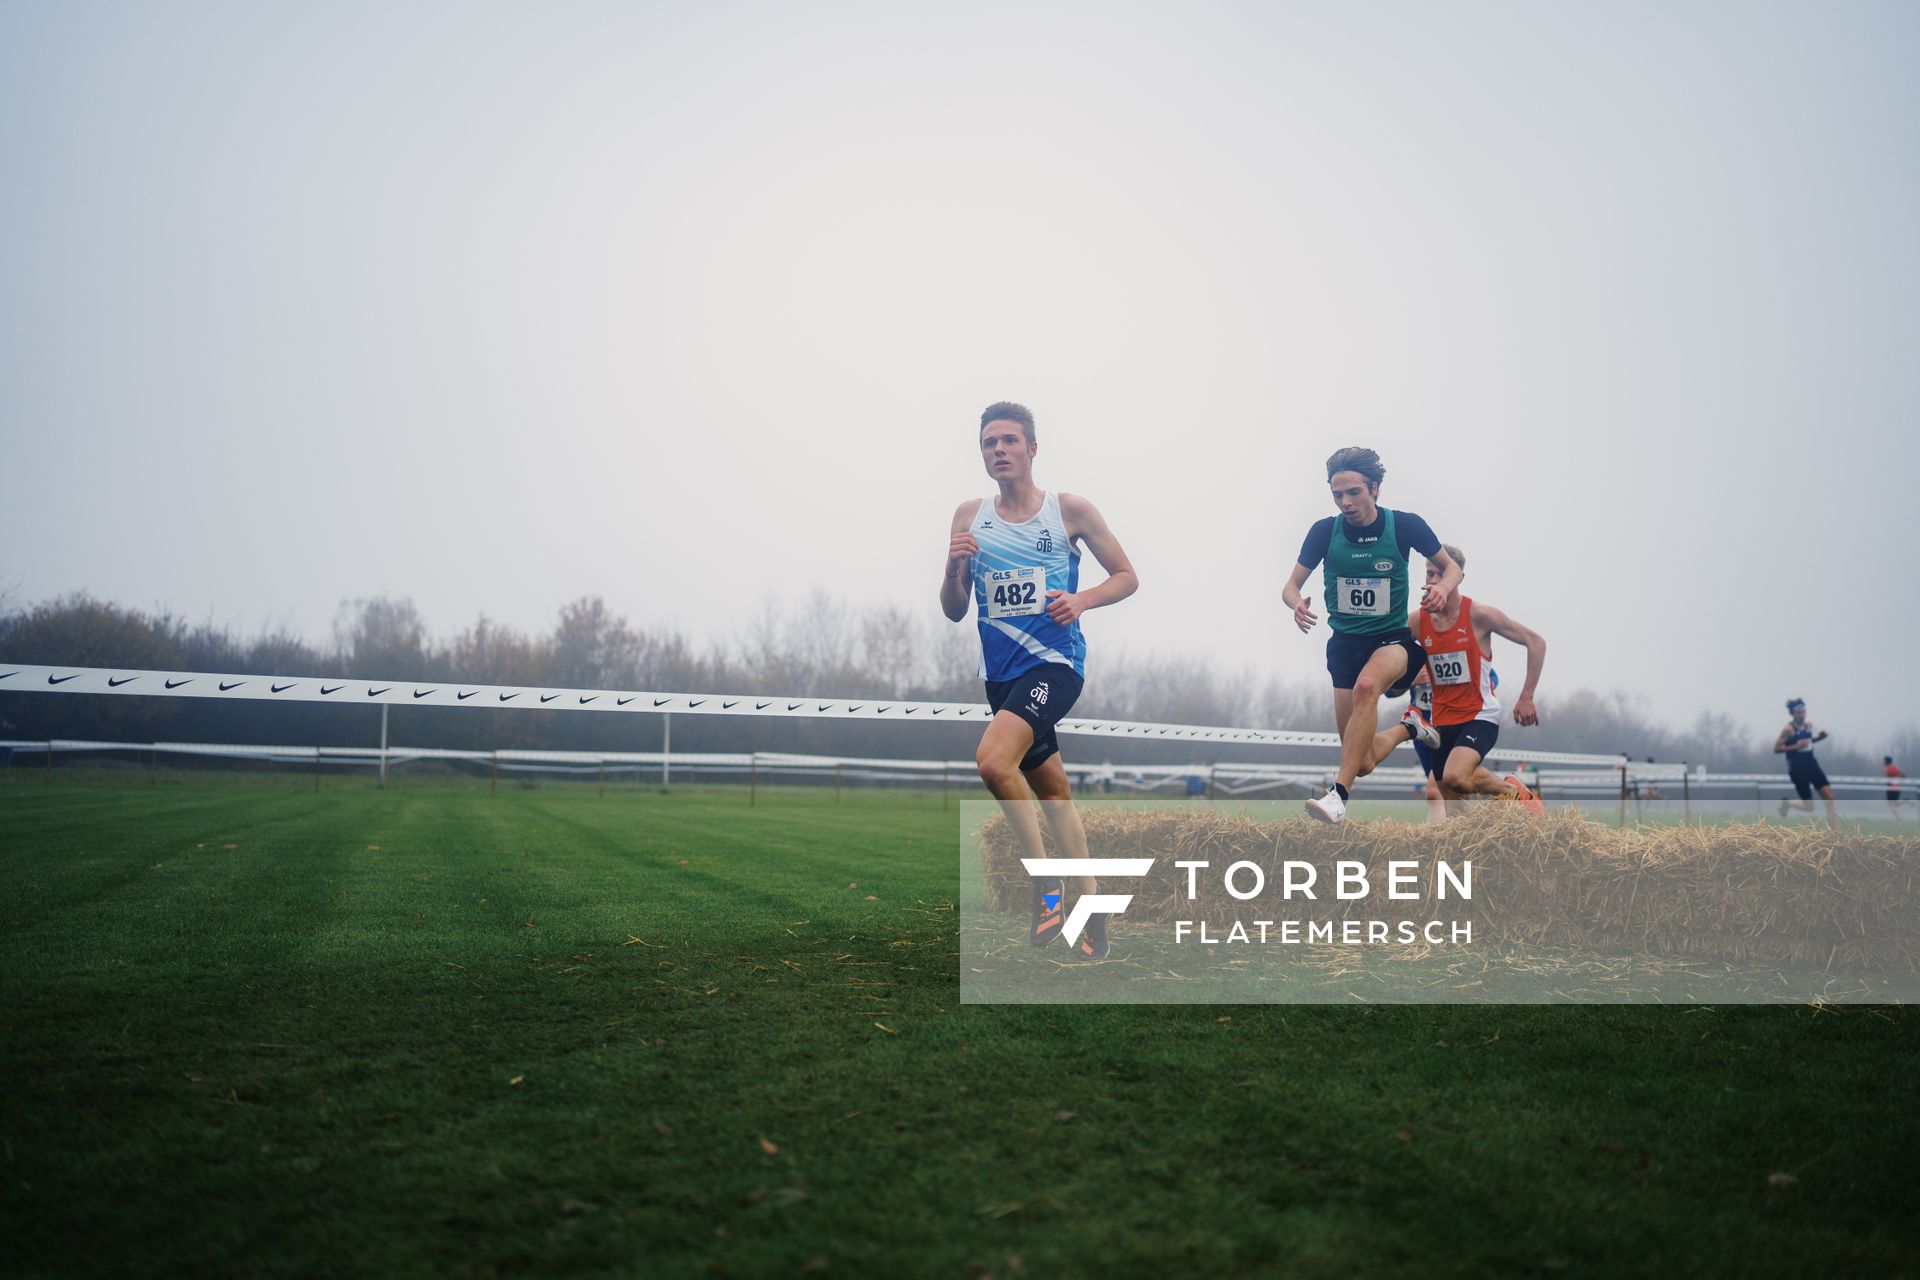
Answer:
[
  {"xmin": 872, "ymin": 1022, "xmax": 898, "ymax": 1035},
  {"xmin": 222, "ymin": 844, "xmax": 237, "ymax": 849},
  {"xmin": 367, "ymin": 845, "xmax": 380, "ymax": 851},
  {"xmin": 864, "ymin": 895, "xmax": 878, "ymax": 901},
  {"xmin": 509, "ymin": 1075, "xmax": 524, "ymax": 1086},
  {"xmin": 758, "ymin": 1137, "xmax": 779, "ymax": 1155}
]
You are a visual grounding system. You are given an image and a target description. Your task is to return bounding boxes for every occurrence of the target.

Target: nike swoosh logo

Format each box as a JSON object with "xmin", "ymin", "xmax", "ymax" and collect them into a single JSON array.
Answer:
[
  {"xmin": 499, "ymin": 693, "xmax": 518, "ymax": 702},
  {"xmin": 905, "ymin": 707, "xmax": 918, "ymax": 714},
  {"xmin": 0, "ymin": 672, "xmax": 15, "ymax": 681},
  {"xmin": 757, "ymin": 701, "xmax": 771, "ymax": 710},
  {"xmin": 876, "ymin": 706, "xmax": 889, "ymax": 713},
  {"xmin": 655, "ymin": 698, "xmax": 672, "ymax": 707},
  {"xmin": 617, "ymin": 697, "xmax": 635, "ymax": 706},
  {"xmin": 321, "ymin": 685, "xmax": 343, "ymax": 695},
  {"xmin": 49, "ymin": 673, "xmax": 82, "ymax": 685},
  {"xmin": 220, "ymin": 681, "xmax": 246, "ymax": 691},
  {"xmin": 413, "ymin": 689, "xmax": 436, "ymax": 699},
  {"xmin": 108, "ymin": 676, "xmax": 138, "ymax": 687},
  {"xmin": 818, "ymin": 703, "xmax": 832, "ymax": 712},
  {"xmin": 540, "ymin": 694, "xmax": 560, "ymax": 703},
  {"xmin": 367, "ymin": 687, "xmax": 390, "ymax": 697},
  {"xmin": 579, "ymin": 696, "xmax": 597, "ymax": 705},
  {"xmin": 457, "ymin": 691, "xmax": 476, "ymax": 700},
  {"xmin": 723, "ymin": 701, "xmax": 738, "ymax": 709},
  {"xmin": 933, "ymin": 708, "xmax": 944, "ymax": 715},
  {"xmin": 167, "ymin": 679, "xmax": 194, "ymax": 690},
  {"xmin": 688, "ymin": 699, "xmax": 704, "ymax": 708},
  {"xmin": 272, "ymin": 683, "xmax": 296, "ymax": 693}
]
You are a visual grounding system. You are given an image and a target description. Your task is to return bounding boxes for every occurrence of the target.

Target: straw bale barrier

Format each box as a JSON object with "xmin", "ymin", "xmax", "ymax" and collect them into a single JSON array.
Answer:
[{"xmin": 979, "ymin": 806, "xmax": 1920, "ymax": 973}]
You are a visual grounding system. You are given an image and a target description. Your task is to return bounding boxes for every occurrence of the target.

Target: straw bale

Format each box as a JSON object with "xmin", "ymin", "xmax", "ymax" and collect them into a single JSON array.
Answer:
[{"xmin": 978, "ymin": 806, "xmax": 1919, "ymax": 973}]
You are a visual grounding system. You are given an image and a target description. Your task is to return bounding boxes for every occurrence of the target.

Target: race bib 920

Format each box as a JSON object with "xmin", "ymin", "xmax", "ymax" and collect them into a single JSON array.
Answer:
[
  {"xmin": 985, "ymin": 566, "xmax": 1046, "ymax": 618},
  {"xmin": 1336, "ymin": 576, "xmax": 1390, "ymax": 617},
  {"xmin": 1429, "ymin": 650, "xmax": 1471, "ymax": 685}
]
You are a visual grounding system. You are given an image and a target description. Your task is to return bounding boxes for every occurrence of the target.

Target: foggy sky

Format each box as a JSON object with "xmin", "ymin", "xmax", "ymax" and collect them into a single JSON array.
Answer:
[{"xmin": 3, "ymin": 2, "xmax": 1916, "ymax": 745}]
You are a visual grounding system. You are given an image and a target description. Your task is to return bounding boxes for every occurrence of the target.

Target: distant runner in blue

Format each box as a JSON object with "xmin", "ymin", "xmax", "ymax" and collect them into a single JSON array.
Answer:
[{"xmin": 941, "ymin": 402, "xmax": 1139, "ymax": 960}]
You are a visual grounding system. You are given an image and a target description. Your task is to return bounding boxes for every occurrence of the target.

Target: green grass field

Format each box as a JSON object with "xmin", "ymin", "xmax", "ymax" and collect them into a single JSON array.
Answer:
[{"xmin": 2, "ymin": 777, "xmax": 1916, "ymax": 1277}]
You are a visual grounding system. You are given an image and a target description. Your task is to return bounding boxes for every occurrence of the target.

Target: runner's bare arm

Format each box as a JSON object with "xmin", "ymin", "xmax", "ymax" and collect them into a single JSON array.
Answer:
[
  {"xmin": 1422, "ymin": 546, "xmax": 1463, "ymax": 613},
  {"xmin": 940, "ymin": 499, "xmax": 983, "ymax": 623},
  {"xmin": 1773, "ymin": 725, "xmax": 1793, "ymax": 753},
  {"xmin": 1050, "ymin": 494, "xmax": 1138, "ymax": 624},
  {"xmin": 1281, "ymin": 563, "xmax": 1317, "ymax": 633},
  {"xmin": 1476, "ymin": 602, "xmax": 1546, "ymax": 726}
]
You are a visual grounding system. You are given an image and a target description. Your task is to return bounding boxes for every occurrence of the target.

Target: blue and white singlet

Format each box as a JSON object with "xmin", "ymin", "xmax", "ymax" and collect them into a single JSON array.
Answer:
[{"xmin": 969, "ymin": 491, "xmax": 1084, "ymax": 681}]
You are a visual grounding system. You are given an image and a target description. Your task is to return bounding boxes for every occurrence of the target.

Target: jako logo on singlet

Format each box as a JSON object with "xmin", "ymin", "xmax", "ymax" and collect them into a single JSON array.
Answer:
[{"xmin": 1035, "ymin": 531, "xmax": 1052, "ymax": 552}]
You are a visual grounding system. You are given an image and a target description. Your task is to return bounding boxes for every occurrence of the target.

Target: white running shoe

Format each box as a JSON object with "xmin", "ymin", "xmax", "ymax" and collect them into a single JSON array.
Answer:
[
  {"xmin": 1402, "ymin": 710, "xmax": 1440, "ymax": 750},
  {"xmin": 1306, "ymin": 788, "xmax": 1347, "ymax": 823}
]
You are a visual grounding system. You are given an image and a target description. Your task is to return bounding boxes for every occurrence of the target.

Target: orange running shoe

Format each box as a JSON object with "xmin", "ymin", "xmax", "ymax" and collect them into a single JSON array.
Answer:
[
  {"xmin": 1505, "ymin": 775, "xmax": 1546, "ymax": 816},
  {"xmin": 1030, "ymin": 877, "xmax": 1065, "ymax": 947}
]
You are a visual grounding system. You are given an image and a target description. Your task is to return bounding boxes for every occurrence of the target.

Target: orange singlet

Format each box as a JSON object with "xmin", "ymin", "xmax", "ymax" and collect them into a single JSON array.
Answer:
[{"xmin": 1416, "ymin": 597, "xmax": 1501, "ymax": 727}]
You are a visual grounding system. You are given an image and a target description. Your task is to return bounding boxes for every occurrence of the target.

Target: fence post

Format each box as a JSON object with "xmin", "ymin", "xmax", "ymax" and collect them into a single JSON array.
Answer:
[
  {"xmin": 379, "ymin": 704, "xmax": 389, "ymax": 791},
  {"xmin": 749, "ymin": 751, "xmax": 757, "ymax": 807},
  {"xmin": 1682, "ymin": 765, "xmax": 1692, "ymax": 825},
  {"xmin": 1617, "ymin": 761, "xmax": 1627, "ymax": 828},
  {"xmin": 660, "ymin": 714, "xmax": 671, "ymax": 793}
]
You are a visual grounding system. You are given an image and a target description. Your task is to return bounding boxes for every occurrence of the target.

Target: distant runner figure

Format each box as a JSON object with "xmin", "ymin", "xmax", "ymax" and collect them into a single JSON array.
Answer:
[
  {"xmin": 1774, "ymin": 698, "xmax": 1839, "ymax": 829},
  {"xmin": 1884, "ymin": 755, "xmax": 1905, "ymax": 822}
]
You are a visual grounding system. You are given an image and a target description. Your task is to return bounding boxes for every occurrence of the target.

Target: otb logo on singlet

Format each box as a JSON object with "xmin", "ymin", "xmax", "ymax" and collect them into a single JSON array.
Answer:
[{"xmin": 1036, "ymin": 531, "xmax": 1052, "ymax": 553}]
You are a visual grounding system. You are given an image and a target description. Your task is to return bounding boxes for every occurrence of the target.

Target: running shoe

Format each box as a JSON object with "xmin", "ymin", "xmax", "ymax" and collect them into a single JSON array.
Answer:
[
  {"xmin": 1505, "ymin": 775, "xmax": 1546, "ymax": 817},
  {"xmin": 1777, "ymin": 797, "xmax": 1791, "ymax": 818},
  {"xmin": 1305, "ymin": 789, "xmax": 1347, "ymax": 823},
  {"xmin": 1029, "ymin": 876, "xmax": 1065, "ymax": 948},
  {"xmin": 1401, "ymin": 709, "xmax": 1440, "ymax": 750},
  {"xmin": 1070, "ymin": 909, "xmax": 1111, "ymax": 961}
]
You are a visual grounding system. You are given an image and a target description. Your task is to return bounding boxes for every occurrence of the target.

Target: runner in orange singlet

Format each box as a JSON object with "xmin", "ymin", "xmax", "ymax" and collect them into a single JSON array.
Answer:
[{"xmin": 1413, "ymin": 545, "xmax": 1548, "ymax": 817}]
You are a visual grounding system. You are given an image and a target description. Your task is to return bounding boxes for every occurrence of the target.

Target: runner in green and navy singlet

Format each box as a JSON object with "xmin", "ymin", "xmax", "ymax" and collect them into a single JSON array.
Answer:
[{"xmin": 1322, "ymin": 507, "xmax": 1412, "ymax": 637}]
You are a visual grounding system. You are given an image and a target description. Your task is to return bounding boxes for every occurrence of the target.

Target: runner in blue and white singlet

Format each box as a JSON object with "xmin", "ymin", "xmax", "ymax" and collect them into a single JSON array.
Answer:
[
  {"xmin": 969, "ymin": 489, "xmax": 1084, "ymax": 682},
  {"xmin": 940, "ymin": 401, "xmax": 1139, "ymax": 961}
]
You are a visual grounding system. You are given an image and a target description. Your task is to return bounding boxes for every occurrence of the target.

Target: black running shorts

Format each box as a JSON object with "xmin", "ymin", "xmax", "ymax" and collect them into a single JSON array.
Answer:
[
  {"xmin": 1786, "ymin": 752, "xmax": 1829, "ymax": 800},
  {"xmin": 984, "ymin": 663, "xmax": 1085, "ymax": 773},
  {"xmin": 1434, "ymin": 718, "xmax": 1500, "ymax": 781},
  {"xmin": 1326, "ymin": 627, "xmax": 1426, "ymax": 695}
]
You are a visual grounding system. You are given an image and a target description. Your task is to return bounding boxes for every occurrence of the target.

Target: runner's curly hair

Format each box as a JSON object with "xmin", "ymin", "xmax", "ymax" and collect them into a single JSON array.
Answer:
[
  {"xmin": 980, "ymin": 401, "xmax": 1035, "ymax": 445},
  {"xmin": 1326, "ymin": 446, "xmax": 1384, "ymax": 487}
]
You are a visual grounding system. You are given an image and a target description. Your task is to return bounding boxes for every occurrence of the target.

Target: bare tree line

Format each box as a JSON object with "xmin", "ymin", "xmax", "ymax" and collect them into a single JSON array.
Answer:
[{"xmin": 1, "ymin": 591, "xmax": 1912, "ymax": 774}]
